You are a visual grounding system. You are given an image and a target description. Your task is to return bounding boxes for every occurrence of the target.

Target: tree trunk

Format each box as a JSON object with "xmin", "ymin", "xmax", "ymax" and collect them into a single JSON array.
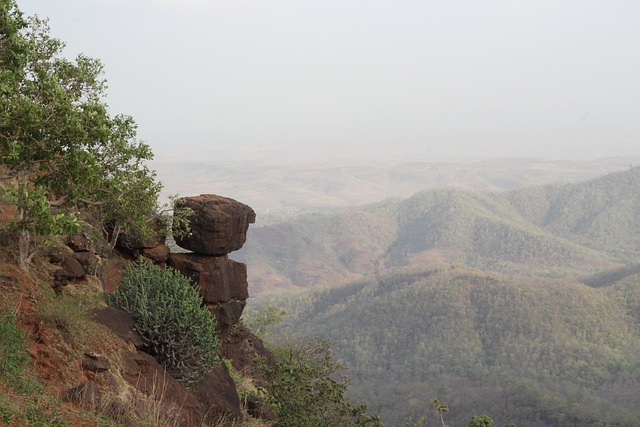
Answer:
[
  {"xmin": 18, "ymin": 229, "xmax": 30, "ymax": 269},
  {"xmin": 16, "ymin": 175, "xmax": 31, "ymax": 269},
  {"xmin": 108, "ymin": 224, "xmax": 122, "ymax": 250}
]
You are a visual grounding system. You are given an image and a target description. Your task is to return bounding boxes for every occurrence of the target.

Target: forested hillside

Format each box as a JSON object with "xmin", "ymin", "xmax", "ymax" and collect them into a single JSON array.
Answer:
[
  {"xmin": 261, "ymin": 267, "xmax": 640, "ymax": 426},
  {"xmin": 504, "ymin": 166, "xmax": 640, "ymax": 261},
  {"xmin": 238, "ymin": 167, "xmax": 640, "ymax": 291},
  {"xmin": 243, "ymin": 166, "xmax": 640, "ymax": 426}
]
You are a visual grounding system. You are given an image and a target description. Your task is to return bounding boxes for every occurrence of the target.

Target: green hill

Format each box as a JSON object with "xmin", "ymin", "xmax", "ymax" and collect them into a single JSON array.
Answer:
[
  {"xmin": 505, "ymin": 166, "xmax": 640, "ymax": 261},
  {"xmin": 389, "ymin": 189, "xmax": 615, "ymax": 277},
  {"xmin": 243, "ymin": 167, "xmax": 640, "ymax": 425},
  {"xmin": 264, "ymin": 267, "xmax": 640, "ymax": 426},
  {"xmin": 239, "ymin": 168, "xmax": 640, "ymax": 291},
  {"xmin": 238, "ymin": 200, "xmax": 401, "ymax": 291}
]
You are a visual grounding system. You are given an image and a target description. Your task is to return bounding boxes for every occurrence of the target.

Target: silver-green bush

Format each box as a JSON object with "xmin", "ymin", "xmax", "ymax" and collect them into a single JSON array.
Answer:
[{"xmin": 107, "ymin": 262, "xmax": 219, "ymax": 387}]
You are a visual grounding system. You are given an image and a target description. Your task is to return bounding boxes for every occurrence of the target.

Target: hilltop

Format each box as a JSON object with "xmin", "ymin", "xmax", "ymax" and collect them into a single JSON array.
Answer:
[{"xmin": 238, "ymin": 166, "xmax": 640, "ymax": 292}]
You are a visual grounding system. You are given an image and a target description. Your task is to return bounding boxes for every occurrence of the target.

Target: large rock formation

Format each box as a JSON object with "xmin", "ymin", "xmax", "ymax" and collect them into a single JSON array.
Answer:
[
  {"xmin": 173, "ymin": 195, "xmax": 255, "ymax": 255},
  {"xmin": 99, "ymin": 193, "xmax": 271, "ymax": 424},
  {"xmin": 170, "ymin": 194, "xmax": 256, "ymax": 339},
  {"xmin": 167, "ymin": 253, "xmax": 249, "ymax": 329}
]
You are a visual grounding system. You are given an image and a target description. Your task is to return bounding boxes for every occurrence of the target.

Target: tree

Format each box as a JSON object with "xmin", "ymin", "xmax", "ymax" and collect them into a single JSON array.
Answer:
[
  {"xmin": 242, "ymin": 304, "xmax": 288, "ymax": 338},
  {"xmin": 260, "ymin": 337, "xmax": 382, "ymax": 427},
  {"xmin": 431, "ymin": 399, "xmax": 449, "ymax": 427},
  {"xmin": 0, "ymin": 1, "xmax": 160, "ymax": 267}
]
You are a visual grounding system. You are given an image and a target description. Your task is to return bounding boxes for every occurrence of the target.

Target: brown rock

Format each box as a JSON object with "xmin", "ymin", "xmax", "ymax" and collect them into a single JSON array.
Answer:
[
  {"xmin": 63, "ymin": 381, "xmax": 102, "ymax": 409},
  {"xmin": 122, "ymin": 351, "xmax": 195, "ymax": 426},
  {"xmin": 141, "ymin": 244, "xmax": 170, "ymax": 263},
  {"xmin": 167, "ymin": 253, "xmax": 249, "ymax": 304},
  {"xmin": 82, "ymin": 352, "xmax": 111, "ymax": 373},
  {"xmin": 53, "ymin": 254, "xmax": 86, "ymax": 289},
  {"xmin": 47, "ymin": 247, "xmax": 67, "ymax": 263},
  {"xmin": 194, "ymin": 363, "xmax": 242, "ymax": 423},
  {"xmin": 52, "ymin": 268, "xmax": 69, "ymax": 290},
  {"xmin": 91, "ymin": 307, "xmax": 144, "ymax": 349},
  {"xmin": 222, "ymin": 325, "xmax": 276, "ymax": 377},
  {"xmin": 122, "ymin": 350, "xmax": 241, "ymax": 426},
  {"xmin": 61, "ymin": 255, "xmax": 85, "ymax": 279},
  {"xmin": 67, "ymin": 233, "xmax": 96, "ymax": 253},
  {"xmin": 173, "ymin": 195, "xmax": 255, "ymax": 255},
  {"xmin": 244, "ymin": 395, "xmax": 275, "ymax": 421},
  {"xmin": 101, "ymin": 257, "xmax": 128, "ymax": 293},
  {"xmin": 73, "ymin": 251, "xmax": 99, "ymax": 274},
  {"xmin": 211, "ymin": 300, "xmax": 247, "ymax": 332}
]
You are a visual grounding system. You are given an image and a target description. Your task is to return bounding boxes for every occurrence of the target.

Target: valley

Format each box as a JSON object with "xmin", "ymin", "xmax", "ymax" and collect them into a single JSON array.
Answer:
[{"xmin": 231, "ymin": 163, "xmax": 640, "ymax": 426}]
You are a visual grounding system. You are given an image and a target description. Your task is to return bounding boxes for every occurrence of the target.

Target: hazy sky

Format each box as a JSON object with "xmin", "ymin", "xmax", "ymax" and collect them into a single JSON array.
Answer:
[{"xmin": 19, "ymin": 1, "xmax": 640, "ymax": 162}]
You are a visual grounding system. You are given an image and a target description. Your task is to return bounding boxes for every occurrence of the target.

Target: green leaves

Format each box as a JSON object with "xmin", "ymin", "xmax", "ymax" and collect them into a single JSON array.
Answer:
[
  {"xmin": 107, "ymin": 262, "xmax": 220, "ymax": 387},
  {"xmin": 9, "ymin": 183, "xmax": 80, "ymax": 236},
  {"xmin": 260, "ymin": 338, "xmax": 382, "ymax": 427},
  {"xmin": 1, "ymin": 1, "xmax": 161, "ymax": 262}
]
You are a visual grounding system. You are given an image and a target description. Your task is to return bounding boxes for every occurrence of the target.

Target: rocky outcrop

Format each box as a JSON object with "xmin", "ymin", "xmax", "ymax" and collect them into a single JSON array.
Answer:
[
  {"xmin": 121, "ymin": 350, "xmax": 241, "ymax": 426},
  {"xmin": 168, "ymin": 253, "xmax": 249, "ymax": 330},
  {"xmin": 173, "ymin": 195, "xmax": 255, "ymax": 255},
  {"xmin": 97, "ymin": 193, "xmax": 272, "ymax": 424},
  {"xmin": 167, "ymin": 254, "xmax": 249, "ymax": 304},
  {"xmin": 170, "ymin": 195, "xmax": 256, "ymax": 340},
  {"xmin": 223, "ymin": 325, "xmax": 276, "ymax": 375},
  {"xmin": 48, "ymin": 233, "xmax": 104, "ymax": 290},
  {"xmin": 94, "ymin": 307, "xmax": 242, "ymax": 426}
]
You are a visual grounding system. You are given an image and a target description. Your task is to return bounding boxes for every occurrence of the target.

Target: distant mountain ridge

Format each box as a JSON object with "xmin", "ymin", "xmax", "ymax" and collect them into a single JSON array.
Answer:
[
  {"xmin": 156, "ymin": 156, "xmax": 640, "ymax": 219},
  {"xmin": 238, "ymin": 166, "xmax": 640, "ymax": 292}
]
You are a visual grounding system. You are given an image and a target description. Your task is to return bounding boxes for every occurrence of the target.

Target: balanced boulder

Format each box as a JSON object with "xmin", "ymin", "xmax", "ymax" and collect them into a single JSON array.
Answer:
[{"xmin": 173, "ymin": 195, "xmax": 255, "ymax": 255}]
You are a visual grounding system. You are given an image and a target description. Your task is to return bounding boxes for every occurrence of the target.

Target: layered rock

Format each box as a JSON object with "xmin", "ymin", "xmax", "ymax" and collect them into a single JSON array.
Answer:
[
  {"xmin": 98, "ymin": 193, "xmax": 271, "ymax": 424},
  {"xmin": 173, "ymin": 195, "xmax": 255, "ymax": 255},
  {"xmin": 170, "ymin": 195, "xmax": 256, "ymax": 338}
]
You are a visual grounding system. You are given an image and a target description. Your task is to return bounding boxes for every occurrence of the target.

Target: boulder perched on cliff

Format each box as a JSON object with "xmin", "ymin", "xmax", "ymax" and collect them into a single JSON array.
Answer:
[{"xmin": 173, "ymin": 195, "xmax": 255, "ymax": 255}]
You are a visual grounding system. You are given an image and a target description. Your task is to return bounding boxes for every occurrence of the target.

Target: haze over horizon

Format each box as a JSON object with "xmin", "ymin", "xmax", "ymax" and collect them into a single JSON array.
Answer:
[{"xmin": 21, "ymin": 1, "xmax": 640, "ymax": 163}]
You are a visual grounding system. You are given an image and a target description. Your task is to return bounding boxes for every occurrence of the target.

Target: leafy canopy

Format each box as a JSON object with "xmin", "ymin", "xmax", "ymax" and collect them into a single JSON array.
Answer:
[
  {"xmin": 0, "ymin": 0, "xmax": 161, "ymax": 264},
  {"xmin": 260, "ymin": 337, "xmax": 382, "ymax": 427}
]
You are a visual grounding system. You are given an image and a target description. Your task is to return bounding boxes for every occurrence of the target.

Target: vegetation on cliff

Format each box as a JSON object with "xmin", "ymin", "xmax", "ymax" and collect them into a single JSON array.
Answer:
[
  {"xmin": 107, "ymin": 262, "xmax": 220, "ymax": 388},
  {"xmin": 1, "ymin": 2, "xmax": 379, "ymax": 425},
  {"xmin": 0, "ymin": 0, "xmax": 160, "ymax": 267},
  {"xmin": 259, "ymin": 337, "xmax": 383, "ymax": 427}
]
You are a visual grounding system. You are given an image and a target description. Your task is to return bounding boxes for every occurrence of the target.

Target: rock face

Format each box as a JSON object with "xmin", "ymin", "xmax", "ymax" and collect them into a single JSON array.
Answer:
[
  {"xmin": 101, "ymin": 193, "xmax": 273, "ymax": 424},
  {"xmin": 169, "ymin": 194, "xmax": 256, "ymax": 339},
  {"xmin": 167, "ymin": 254, "xmax": 249, "ymax": 304},
  {"xmin": 173, "ymin": 195, "xmax": 256, "ymax": 255},
  {"xmin": 121, "ymin": 350, "xmax": 241, "ymax": 426},
  {"xmin": 168, "ymin": 253, "xmax": 250, "ymax": 329}
]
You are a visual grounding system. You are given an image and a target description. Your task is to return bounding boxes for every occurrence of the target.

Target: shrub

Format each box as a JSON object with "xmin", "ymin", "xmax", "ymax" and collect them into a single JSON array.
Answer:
[
  {"xmin": 0, "ymin": 313, "xmax": 37, "ymax": 393},
  {"xmin": 260, "ymin": 338, "xmax": 382, "ymax": 427},
  {"xmin": 0, "ymin": 314, "xmax": 27, "ymax": 385},
  {"xmin": 107, "ymin": 262, "xmax": 219, "ymax": 386}
]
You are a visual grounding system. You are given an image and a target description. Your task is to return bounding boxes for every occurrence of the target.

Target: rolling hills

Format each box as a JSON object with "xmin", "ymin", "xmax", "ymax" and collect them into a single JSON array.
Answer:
[
  {"xmin": 238, "ymin": 166, "xmax": 640, "ymax": 292},
  {"xmin": 240, "ymin": 166, "xmax": 640, "ymax": 425}
]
